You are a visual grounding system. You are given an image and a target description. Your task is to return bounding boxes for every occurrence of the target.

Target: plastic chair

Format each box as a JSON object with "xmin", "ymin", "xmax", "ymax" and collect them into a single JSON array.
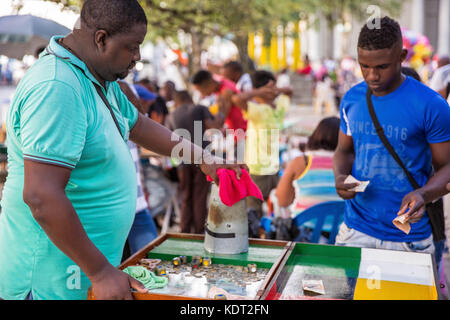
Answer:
[
  {"xmin": 260, "ymin": 216, "xmax": 273, "ymax": 233},
  {"xmin": 292, "ymin": 200, "xmax": 345, "ymax": 244}
]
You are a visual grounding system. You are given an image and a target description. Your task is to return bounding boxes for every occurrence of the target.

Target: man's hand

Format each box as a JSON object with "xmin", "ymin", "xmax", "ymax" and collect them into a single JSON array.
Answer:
[
  {"xmin": 90, "ymin": 264, "xmax": 148, "ymax": 300},
  {"xmin": 256, "ymin": 80, "xmax": 279, "ymax": 101},
  {"xmin": 199, "ymin": 159, "xmax": 249, "ymax": 185},
  {"xmin": 335, "ymin": 175, "xmax": 359, "ymax": 200},
  {"xmin": 397, "ymin": 191, "xmax": 426, "ymax": 223},
  {"xmin": 447, "ymin": 182, "xmax": 450, "ymax": 191}
]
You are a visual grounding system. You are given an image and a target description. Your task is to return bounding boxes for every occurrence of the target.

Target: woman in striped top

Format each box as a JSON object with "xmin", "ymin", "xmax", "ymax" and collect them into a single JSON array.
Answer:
[{"xmin": 272, "ymin": 117, "xmax": 340, "ymax": 219}]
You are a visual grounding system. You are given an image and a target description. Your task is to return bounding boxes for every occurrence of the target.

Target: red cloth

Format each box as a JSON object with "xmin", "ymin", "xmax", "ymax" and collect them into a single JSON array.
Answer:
[{"xmin": 206, "ymin": 169, "xmax": 263, "ymax": 206}]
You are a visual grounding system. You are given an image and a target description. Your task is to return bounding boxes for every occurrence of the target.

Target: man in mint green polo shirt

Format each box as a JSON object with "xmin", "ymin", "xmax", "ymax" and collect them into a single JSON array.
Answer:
[{"xmin": 0, "ymin": 0, "xmax": 246, "ymax": 300}]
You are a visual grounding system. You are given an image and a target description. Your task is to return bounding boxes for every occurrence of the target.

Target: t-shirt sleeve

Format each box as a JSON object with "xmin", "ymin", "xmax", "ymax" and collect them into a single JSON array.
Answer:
[
  {"xmin": 339, "ymin": 97, "xmax": 352, "ymax": 136},
  {"xmin": 21, "ymin": 81, "xmax": 87, "ymax": 169},
  {"xmin": 275, "ymin": 94, "xmax": 290, "ymax": 113},
  {"xmin": 424, "ymin": 94, "xmax": 450, "ymax": 144},
  {"xmin": 247, "ymin": 101, "xmax": 262, "ymax": 122},
  {"xmin": 113, "ymin": 83, "xmax": 139, "ymax": 131}
]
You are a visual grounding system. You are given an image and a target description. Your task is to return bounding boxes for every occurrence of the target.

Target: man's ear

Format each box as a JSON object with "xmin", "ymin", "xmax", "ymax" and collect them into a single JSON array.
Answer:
[
  {"xmin": 399, "ymin": 48, "xmax": 408, "ymax": 63},
  {"xmin": 94, "ymin": 29, "xmax": 109, "ymax": 53}
]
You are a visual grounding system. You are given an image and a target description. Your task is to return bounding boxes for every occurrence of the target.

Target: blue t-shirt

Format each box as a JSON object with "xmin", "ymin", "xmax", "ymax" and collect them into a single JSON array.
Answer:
[{"xmin": 339, "ymin": 76, "xmax": 450, "ymax": 242}]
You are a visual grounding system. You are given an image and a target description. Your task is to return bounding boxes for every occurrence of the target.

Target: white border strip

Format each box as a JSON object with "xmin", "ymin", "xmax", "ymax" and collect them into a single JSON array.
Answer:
[{"xmin": 358, "ymin": 248, "xmax": 434, "ymax": 286}]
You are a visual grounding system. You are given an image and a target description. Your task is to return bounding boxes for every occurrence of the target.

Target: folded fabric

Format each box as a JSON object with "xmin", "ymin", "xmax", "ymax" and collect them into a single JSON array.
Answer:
[
  {"xmin": 207, "ymin": 169, "xmax": 263, "ymax": 206},
  {"xmin": 123, "ymin": 266, "xmax": 168, "ymax": 290}
]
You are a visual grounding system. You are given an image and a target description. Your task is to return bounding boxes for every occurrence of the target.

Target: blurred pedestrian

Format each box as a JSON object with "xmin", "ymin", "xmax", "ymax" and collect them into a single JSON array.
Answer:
[
  {"xmin": 222, "ymin": 60, "xmax": 253, "ymax": 93},
  {"xmin": 233, "ymin": 70, "xmax": 292, "ymax": 228},
  {"xmin": 159, "ymin": 80, "xmax": 176, "ymax": 110},
  {"xmin": 314, "ymin": 74, "xmax": 336, "ymax": 115},
  {"xmin": 192, "ymin": 69, "xmax": 247, "ymax": 134},
  {"xmin": 429, "ymin": 55, "xmax": 450, "ymax": 101},
  {"xmin": 118, "ymin": 81, "xmax": 158, "ymax": 258},
  {"xmin": 166, "ymin": 90, "xmax": 224, "ymax": 234},
  {"xmin": 276, "ymin": 68, "xmax": 291, "ymax": 89},
  {"xmin": 273, "ymin": 116, "xmax": 341, "ymax": 218}
]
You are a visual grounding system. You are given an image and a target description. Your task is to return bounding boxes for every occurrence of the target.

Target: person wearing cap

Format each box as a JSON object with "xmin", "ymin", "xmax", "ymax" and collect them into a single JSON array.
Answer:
[{"xmin": 134, "ymin": 83, "xmax": 168, "ymax": 125}]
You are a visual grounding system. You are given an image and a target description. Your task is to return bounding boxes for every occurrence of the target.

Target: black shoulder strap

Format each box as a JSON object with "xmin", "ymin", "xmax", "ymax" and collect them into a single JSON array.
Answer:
[
  {"xmin": 43, "ymin": 46, "xmax": 123, "ymax": 139},
  {"xmin": 92, "ymin": 83, "xmax": 123, "ymax": 138},
  {"xmin": 365, "ymin": 88, "xmax": 420, "ymax": 189},
  {"xmin": 446, "ymin": 81, "xmax": 450, "ymax": 100}
]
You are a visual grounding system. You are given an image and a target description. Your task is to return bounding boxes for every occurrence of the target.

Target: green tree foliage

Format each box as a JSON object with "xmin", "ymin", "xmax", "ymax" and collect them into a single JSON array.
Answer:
[{"xmin": 43, "ymin": 0, "xmax": 403, "ymax": 75}]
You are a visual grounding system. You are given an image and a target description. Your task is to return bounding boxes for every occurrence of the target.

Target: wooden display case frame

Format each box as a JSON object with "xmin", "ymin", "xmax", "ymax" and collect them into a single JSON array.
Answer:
[
  {"xmin": 260, "ymin": 242, "xmax": 442, "ymax": 300},
  {"xmin": 89, "ymin": 232, "xmax": 291, "ymax": 300}
]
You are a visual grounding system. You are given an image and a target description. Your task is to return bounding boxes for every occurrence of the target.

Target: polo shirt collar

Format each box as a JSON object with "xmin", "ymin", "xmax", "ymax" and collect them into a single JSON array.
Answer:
[{"xmin": 43, "ymin": 35, "xmax": 110, "ymax": 89}]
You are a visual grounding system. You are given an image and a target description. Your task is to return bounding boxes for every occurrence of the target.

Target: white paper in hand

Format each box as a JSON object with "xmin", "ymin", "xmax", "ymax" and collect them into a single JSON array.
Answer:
[
  {"xmin": 344, "ymin": 175, "xmax": 370, "ymax": 192},
  {"xmin": 392, "ymin": 213, "xmax": 411, "ymax": 234}
]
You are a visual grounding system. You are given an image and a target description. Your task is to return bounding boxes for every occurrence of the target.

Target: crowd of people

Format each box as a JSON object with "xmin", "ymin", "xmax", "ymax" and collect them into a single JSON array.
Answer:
[{"xmin": 0, "ymin": 0, "xmax": 449, "ymax": 301}]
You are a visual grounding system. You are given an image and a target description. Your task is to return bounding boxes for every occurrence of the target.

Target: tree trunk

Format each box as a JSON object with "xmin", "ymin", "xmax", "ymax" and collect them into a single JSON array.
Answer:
[
  {"xmin": 326, "ymin": 14, "xmax": 335, "ymax": 60},
  {"xmin": 233, "ymin": 33, "xmax": 256, "ymax": 73},
  {"xmin": 190, "ymin": 30, "xmax": 205, "ymax": 75}
]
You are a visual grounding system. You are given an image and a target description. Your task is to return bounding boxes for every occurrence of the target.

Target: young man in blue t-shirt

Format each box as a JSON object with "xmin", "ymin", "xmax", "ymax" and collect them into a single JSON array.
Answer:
[{"xmin": 333, "ymin": 17, "xmax": 450, "ymax": 258}]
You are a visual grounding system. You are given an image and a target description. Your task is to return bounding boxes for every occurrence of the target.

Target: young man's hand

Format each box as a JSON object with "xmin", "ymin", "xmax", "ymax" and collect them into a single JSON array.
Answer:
[
  {"xmin": 335, "ymin": 175, "xmax": 359, "ymax": 199},
  {"xmin": 256, "ymin": 80, "xmax": 279, "ymax": 101},
  {"xmin": 397, "ymin": 190, "xmax": 426, "ymax": 223}
]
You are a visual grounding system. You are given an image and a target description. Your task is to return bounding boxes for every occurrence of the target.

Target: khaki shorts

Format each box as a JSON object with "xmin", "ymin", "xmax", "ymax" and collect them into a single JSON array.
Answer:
[{"xmin": 335, "ymin": 222, "xmax": 435, "ymax": 255}]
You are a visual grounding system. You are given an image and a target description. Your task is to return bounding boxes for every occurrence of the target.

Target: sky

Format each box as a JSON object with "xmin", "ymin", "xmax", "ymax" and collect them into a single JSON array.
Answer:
[{"xmin": 0, "ymin": 0, "xmax": 79, "ymax": 29}]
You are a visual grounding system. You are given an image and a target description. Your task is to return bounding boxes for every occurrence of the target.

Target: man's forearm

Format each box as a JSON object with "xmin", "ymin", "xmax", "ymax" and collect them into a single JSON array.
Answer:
[
  {"xmin": 418, "ymin": 163, "xmax": 450, "ymax": 203},
  {"xmin": 333, "ymin": 148, "xmax": 355, "ymax": 179},
  {"xmin": 130, "ymin": 113, "xmax": 216, "ymax": 165},
  {"xmin": 130, "ymin": 113, "xmax": 181, "ymax": 157},
  {"xmin": 232, "ymin": 89, "xmax": 263, "ymax": 111}
]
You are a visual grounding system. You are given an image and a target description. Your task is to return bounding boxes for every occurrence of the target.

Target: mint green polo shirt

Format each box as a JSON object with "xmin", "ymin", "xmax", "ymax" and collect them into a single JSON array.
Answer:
[{"xmin": 0, "ymin": 36, "xmax": 139, "ymax": 300}]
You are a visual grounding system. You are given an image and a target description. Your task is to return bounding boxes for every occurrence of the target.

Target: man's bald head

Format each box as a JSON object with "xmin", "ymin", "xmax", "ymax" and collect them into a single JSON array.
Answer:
[{"xmin": 80, "ymin": 0, "xmax": 147, "ymax": 36}]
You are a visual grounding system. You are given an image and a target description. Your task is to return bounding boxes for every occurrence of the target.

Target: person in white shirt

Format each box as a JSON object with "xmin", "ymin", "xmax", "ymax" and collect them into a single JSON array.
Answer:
[
  {"xmin": 429, "ymin": 55, "xmax": 450, "ymax": 100},
  {"xmin": 222, "ymin": 61, "xmax": 253, "ymax": 93}
]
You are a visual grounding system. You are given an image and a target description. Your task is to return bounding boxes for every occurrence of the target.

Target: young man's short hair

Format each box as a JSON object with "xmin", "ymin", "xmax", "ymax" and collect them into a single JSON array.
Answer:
[
  {"xmin": 81, "ymin": 0, "xmax": 147, "ymax": 36},
  {"xmin": 251, "ymin": 70, "xmax": 276, "ymax": 89},
  {"xmin": 191, "ymin": 70, "xmax": 213, "ymax": 85},
  {"xmin": 174, "ymin": 90, "xmax": 193, "ymax": 104},
  {"xmin": 223, "ymin": 61, "xmax": 243, "ymax": 74},
  {"xmin": 357, "ymin": 16, "xmax": 402, "ymax": 50}
]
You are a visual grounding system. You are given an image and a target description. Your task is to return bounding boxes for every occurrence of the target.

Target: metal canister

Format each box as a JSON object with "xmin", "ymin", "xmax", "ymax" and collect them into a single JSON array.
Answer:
[
  {"xmin": 179, "ymin": 255, "xmax": 187, "ymax": 264},
  {"xmin": 214, "ymin": 294, "xmax": 227, "ymax": 300},
  {"xmin": 202, "ymin": 257, "xmax": 212, "ymax": 268},
  {"xmin": 248, "ymin": 264, "xmax": 257, "ymax": 273},
  {"xmin": 155, "ymin": 265, "xmax": 166, "ymax": 276},
  {"xmin": 192, "ymin": 256, "xmax": 202, "ymax": 265},
  {"xmin": 204, "ymin": 184, "xmax": 249, "ymax": 255},
  {"xmin": 172, "ymin": 257, "xmax": 181, "ymax": 266}
]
